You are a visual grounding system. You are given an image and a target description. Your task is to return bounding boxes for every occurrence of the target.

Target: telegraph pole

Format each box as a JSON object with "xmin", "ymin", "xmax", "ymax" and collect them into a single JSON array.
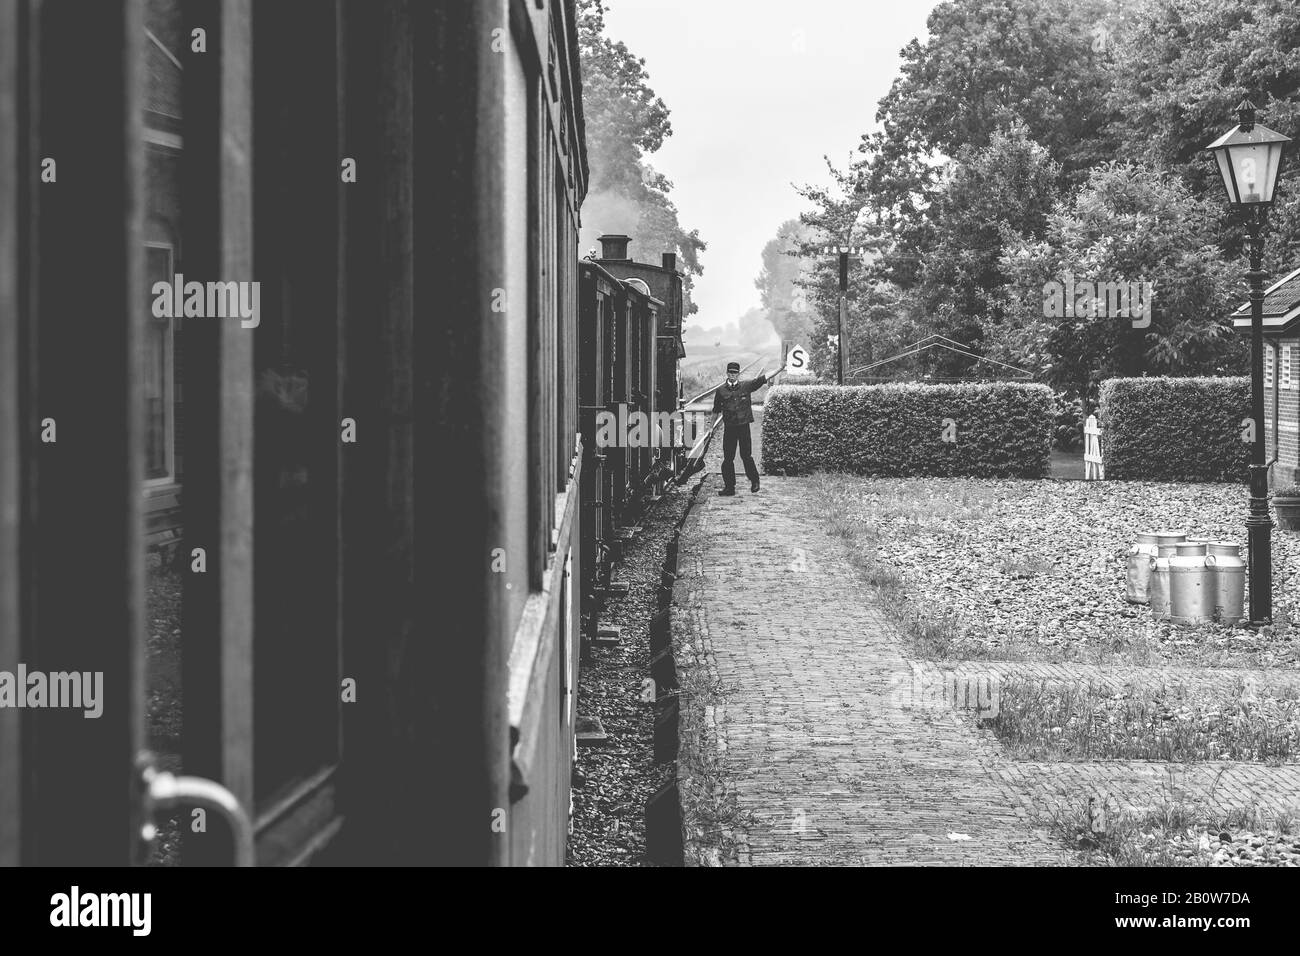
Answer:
[
  {"xmin": 822, "ymin": 244, "xmax": 866, "ymax": 385},
  {"xmin": 837, "ymin": 250, "xmax": 848, "ymax": 385}
]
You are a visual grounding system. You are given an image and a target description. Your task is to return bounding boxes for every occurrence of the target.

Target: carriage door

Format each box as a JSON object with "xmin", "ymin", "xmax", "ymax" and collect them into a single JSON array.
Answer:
[
  {"xmin": 577, "ymin": 271, "xmax": 605, "ymax": 645},
  {"xmin": 0, "ymin": 0, "xmax": 149, "ymax": 868},
  {"xmin": 161, "ymin": 0, "xmax": 347, "ymax": 867}
]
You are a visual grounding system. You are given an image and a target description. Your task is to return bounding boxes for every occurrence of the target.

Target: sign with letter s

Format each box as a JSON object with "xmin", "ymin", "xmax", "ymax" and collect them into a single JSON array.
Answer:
[{"xmin": 785, "ymin": 344, "xmax": 810, "ymax": 375}]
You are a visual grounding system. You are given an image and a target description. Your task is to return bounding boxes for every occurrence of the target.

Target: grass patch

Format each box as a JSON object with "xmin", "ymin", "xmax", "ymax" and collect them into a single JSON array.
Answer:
[
  {"xmin": 991, "ymin": 678, "xmax": 1300, "ymax": 763},
  {"xmin": 812, "ymin": 474, "xmax": 1035, "ymax": 662}
]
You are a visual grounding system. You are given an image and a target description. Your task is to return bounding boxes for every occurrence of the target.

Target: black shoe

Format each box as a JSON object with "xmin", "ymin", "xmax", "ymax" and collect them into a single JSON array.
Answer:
[
  {"xmin": 718, "ymin": 487, "xmax": 736, "ymax": 497},
  {"xmin": 751, "ymin": 479, "xmax": 760, "ymax": 493}
]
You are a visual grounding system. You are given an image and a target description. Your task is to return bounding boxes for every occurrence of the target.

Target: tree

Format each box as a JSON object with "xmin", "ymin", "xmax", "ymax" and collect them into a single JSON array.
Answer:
[
  {"xmin": 908, "ymin": 123, "xmax": 1063, "ymax": 374},
  {"xmin": 577, "ymin": 0, "xmax": 706, "ymax": 314},
  {"xmin": 1102, "ymin": 0, "xmax": 1300, "ymax": 272},
  {"xmin": 791, "ymin": 157, "xmax": 938, "ymax": 381},
  {"xmin": 849, "ymin": 0, "xmax": 1128, "ymax": 316},
  {"xmin": 994, "ymin": 161, "xmax": 1243, "ymax": 405},
  {"xmin": 1104, "ymin": 0, "xmax": 1300, "ymax": 179},
  {"xmin": 755, "ymin": 219, "xmax": 817, "ymax": 352},
  {"xmin": 870, "ymin": 0, "xmax": 1124, "ymax": 184}
]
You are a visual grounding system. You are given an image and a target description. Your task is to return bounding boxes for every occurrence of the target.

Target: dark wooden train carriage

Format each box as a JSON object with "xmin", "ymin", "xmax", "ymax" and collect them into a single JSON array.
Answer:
[
  {"xmin": 0, "ymin": 0, "xmax": 587, "ymax": 867},
  {"xmin": 623, "ymin": 281, "xmax": 660, "ymax": 521},
  {"xmin": 578, "ymin": 261, "xmax": 619, "ymax": 643},
  {"xmin": 592, "ymin": 235, "xmax": 686, "ymax": 479}
]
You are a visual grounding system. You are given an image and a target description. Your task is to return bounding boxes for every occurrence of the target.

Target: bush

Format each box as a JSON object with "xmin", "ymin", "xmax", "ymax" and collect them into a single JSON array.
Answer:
[
  {"xmin": 1097, "ymin": 376, "xmax": 1249, "ymax": 482},
  {"xmin": 762, "ymin": 382, "xmax": 1053, "ymax": 478},
  {"xmin": 1052, "ymin": 392, "xmax": 1085, "ymax": 452}
]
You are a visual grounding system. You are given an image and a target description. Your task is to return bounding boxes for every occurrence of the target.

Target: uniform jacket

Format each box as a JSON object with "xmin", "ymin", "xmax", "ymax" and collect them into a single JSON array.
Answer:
[{"xmin": 711, "ymin": 373, "xmax": 767, "ymax": 427}]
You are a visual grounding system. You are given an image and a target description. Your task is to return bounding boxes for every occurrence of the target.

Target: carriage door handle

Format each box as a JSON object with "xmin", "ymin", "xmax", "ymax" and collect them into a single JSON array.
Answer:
[{"xmin": 135, "ymin": 752, "xmax": 256, "ymax": 866}]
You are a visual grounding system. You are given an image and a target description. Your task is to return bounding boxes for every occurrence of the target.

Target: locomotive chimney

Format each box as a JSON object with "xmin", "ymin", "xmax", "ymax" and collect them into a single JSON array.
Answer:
[
  {"xmin": 598, "ymin": 234, "xmax": 631, "ymax": 261},
  {"xmin": 662, "ymin": 252, "xmax": 677, "ymax": 273}
]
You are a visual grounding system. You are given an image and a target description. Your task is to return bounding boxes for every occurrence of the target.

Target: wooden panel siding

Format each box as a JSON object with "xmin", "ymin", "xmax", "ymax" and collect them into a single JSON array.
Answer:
[
  {"xmin": 31, "ymin": 0, "xmax": 144, "ymax": 865},
  {"xmin": 178, "ymin": 0, "xmax": 255, "ymax": 865}
]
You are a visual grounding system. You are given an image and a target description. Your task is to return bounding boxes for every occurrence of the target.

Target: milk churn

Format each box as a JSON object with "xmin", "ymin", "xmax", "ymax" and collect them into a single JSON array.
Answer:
[
  {"xmin": 1126, "ymin": 532, "xmax": 1161, "ymax": 604},
  {"xmin": 1205, "ymin": 541, "xmax": 1246, "ymax": 625},
  {"xmin": 1169, "ymin": 542, "xmax": 1213, "ymax": 624},
  {"xmin": 1156, "ymin": 530, "xmax": 1188, "ymax": 549},
  {"xmin": 1149, "ymin": 543, "xmax": 1179, "ymax": 620}
]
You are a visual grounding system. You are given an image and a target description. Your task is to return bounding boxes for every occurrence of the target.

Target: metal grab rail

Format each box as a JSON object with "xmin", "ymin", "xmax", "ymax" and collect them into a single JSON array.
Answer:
[{"xmin": 137, "ymin": 755, "xmax": 256, "ymax": 867}]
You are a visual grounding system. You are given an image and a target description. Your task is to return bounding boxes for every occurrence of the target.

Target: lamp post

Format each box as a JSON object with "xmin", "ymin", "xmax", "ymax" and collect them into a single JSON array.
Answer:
[
  {"xmin": 819, "ymin": 244, "xmax": 868, "ymax": 385},
  {"xmin": 1205, "ymin": 99, "xmax": 1291, "ymax": 625}
]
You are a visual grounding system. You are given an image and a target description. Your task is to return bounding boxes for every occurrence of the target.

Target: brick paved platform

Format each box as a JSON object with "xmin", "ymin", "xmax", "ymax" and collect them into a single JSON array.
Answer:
[{"xmin": 673, "ymin": 410, "xmax": 1300, "ymax": 866}]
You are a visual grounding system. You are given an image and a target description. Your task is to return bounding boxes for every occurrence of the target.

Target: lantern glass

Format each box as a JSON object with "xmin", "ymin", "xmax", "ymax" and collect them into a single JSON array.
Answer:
[{"xmin": 1215, "ymin": 140, "xmax": 1286, "ymax": 204}]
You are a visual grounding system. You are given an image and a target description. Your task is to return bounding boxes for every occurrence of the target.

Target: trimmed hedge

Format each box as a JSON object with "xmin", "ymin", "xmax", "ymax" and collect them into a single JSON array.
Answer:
[
  {"xmin": 1097, "ymin": 376, "xmax": 1249, "ymax": 482},
  {"xmin": 761, "ymin": 382, "xmax": 1053, "ymax": 478}
]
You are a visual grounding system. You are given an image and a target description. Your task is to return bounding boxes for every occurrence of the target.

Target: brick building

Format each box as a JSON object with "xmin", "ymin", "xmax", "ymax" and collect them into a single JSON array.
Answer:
[{"xmin": 1231, "ymin": 265, "xmax": 1300, "ymax": 488}]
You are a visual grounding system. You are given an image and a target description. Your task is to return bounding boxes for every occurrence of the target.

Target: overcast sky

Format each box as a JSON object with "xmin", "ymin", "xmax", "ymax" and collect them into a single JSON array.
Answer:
[{"xmin": 600, "ymin": 0, "xmax": 940, "ymax": 331}]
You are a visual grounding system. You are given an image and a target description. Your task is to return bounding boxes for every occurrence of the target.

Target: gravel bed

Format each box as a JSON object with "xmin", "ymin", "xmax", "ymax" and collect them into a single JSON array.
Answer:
[
  {"xmin": 1206, "ymin": 830, "xmax": 1300, "ymax": 866},
  {"xmin": 1141, "ymin": 828, "xmax": 1300, "ymax": 867},
  {"xmin": 811, "ymin": 475, "xmax": 1300, "ymax": 669},
  {"xmin": 566, "ymin": 476, "xmax": 698, "ymax": 866},
  {"xmin": 144, "ymin": 553, "xmax": 184, "ymax": 867}
]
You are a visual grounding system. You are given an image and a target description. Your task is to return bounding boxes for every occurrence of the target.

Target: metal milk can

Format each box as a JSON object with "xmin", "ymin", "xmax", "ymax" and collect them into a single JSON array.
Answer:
[
  {"xmin": 1169, "ymin": 542, "xmax": 1213, "ymax": 624},
  {"xmin": 1205, "ymin": 541, "xmax": 1246, "ymax": 625},
  {"xmin": 1126, "ymin": 532, "xmax": 1161, "ymax": 604},
  {"xmin": 1148, "ymin": 542, "xmax": 1179, "ymax": 620}
]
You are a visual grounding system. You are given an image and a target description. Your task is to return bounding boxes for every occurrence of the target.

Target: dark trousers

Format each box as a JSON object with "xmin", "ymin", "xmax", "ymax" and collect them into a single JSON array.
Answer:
[{"xmin": 722, "ymin": 423, "xmax": 759, "ymax": 488}]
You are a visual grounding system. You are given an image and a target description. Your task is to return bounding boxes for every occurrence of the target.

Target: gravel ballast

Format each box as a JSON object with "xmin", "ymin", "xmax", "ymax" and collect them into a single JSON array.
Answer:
[{"xmin": 566, "ymin": 475, "xmax": 700, "ymax": 866}]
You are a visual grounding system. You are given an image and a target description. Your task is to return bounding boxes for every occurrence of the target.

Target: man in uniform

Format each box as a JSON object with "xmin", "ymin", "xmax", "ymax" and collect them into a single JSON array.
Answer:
[{"xmin": 712, "ymin": 361, "xmax": 781, "ymax": 496}]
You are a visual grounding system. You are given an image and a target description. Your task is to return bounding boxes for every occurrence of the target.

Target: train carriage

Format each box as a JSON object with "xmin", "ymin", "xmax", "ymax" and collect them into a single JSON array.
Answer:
[
  {"xmin": 578, "ymin": 261, "xmax": 617, "ymax": 645},
  {"xmin": 575, "ymin": 235, "xmax": 685, "ymax": 649},
  {"xmin": 1, "ymin": 0, "xmax": 590, "ymax": 867},
  {"xmin": 593, "ymin": 235, "xmax": 687, "ymax": 483}
]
